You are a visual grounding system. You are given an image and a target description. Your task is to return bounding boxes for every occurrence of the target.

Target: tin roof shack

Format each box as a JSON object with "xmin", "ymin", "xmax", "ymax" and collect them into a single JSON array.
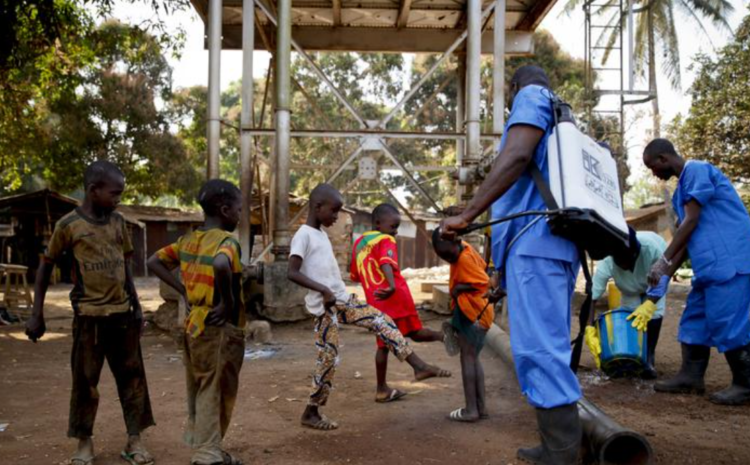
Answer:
[
  {"xmin": 0, "ymin": 190, "xmax": 143, "ymax": 281},
  {"xmin": 117, "ymin": 205, "xmax": 204, "ymax": 276},
  {"xmin": 0, "ymin": 190, "xmax": 78, "ymax": 281},
  {"xmin": 349, "ymin": 207, "xmax": 442, "ymax": 270},
  {"xmin": 625, "ymin": 203, "xmax": 674, "ymax": 241}
]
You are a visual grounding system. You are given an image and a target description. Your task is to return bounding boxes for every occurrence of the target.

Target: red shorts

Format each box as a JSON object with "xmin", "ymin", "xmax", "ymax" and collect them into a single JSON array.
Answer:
[{"xmin": 376, "ymin": 314, "xmax": 423, "ymax": 349}]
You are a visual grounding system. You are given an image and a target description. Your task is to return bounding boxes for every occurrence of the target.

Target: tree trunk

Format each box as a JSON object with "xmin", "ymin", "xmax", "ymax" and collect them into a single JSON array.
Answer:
[{"xmin": 648, "ymin": 5, "xmax": 660, "ymax": 137}]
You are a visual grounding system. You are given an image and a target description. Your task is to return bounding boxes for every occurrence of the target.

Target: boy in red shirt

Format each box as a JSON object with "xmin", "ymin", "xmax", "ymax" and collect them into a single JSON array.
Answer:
[{"xmin": 351, "ymin": 203, "xmax": 448, "ymax": 402}]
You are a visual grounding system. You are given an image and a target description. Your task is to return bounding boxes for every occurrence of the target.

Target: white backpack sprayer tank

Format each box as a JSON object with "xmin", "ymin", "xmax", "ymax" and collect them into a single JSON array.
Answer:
[{"xmin": 544, "ymin": 102, "xmax": 630, "ymax": 260}]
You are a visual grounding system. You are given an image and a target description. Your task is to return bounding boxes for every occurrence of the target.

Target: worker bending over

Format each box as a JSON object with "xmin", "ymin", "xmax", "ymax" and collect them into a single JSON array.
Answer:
[{"xmin": 644, "ymin": 138, "xmax": 750, "ymax": 405}]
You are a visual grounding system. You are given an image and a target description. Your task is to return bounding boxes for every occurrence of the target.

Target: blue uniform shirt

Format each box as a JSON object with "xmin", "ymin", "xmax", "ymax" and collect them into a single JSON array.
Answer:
[
  {"xmin": 490, "ymin": 85, "xmax": 578, "ymax": 273},
  {"xmin": 673, "ymin": 160, "xmax": 750, "ymax": 285}
]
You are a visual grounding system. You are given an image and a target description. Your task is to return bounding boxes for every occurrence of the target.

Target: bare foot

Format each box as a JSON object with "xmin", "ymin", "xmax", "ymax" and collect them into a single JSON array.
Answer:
[
  {"xmin": 301, "ymin": 405, "xmax": 339, "ymax": 431},
  {"xmin": 414, "ymin": 364, "xmax": 452, "ymax": 381}
]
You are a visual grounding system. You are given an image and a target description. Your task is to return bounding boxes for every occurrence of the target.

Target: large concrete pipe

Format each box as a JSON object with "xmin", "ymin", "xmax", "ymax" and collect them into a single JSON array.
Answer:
[{"xmin": 485, "ymin": 324, "xmax": 654, "ymax": 465}]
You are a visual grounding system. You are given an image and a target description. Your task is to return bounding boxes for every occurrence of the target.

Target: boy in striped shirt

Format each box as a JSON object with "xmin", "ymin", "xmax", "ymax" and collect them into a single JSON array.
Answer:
[{"xmin": 149, "ymin": 179, "xmax": 245, "ymax": 465}]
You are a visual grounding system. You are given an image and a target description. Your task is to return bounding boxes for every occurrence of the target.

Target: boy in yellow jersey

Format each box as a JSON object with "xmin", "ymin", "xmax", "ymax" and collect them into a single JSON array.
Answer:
[
  {"xmin": 148, "ymin": 179, "xmax": 245, "ymax": 465},
  {"xmin": 26, "ymin": 161, "xmax": 154, "ymax": 465}
]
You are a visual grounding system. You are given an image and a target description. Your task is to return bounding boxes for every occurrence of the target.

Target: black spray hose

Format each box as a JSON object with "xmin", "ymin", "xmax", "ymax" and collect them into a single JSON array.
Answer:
[{"xmin": 456, "ymin": 209, "xmax": 566, "ymax": 236}]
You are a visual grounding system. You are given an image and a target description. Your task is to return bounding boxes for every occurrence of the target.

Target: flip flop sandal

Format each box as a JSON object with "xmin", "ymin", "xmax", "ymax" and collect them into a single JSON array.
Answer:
[
  {"xmin": 301, "ymin": 414, "xmax": 339, "ymax": 431},
  {"xmin": 121, "ymin": 449, "xmax": 155, "ymax": 465},
  {"xmin": 375, "ymin": 388, "xmax": 408, "ymax": 403},
  {"xmin": 442, "ymin": 320, "xmax": 460, "ymax": 357},
  {"xmin": 70, "ymin": 457, "xmax": 94, "ymax": 465},
  {"xmin": 447, "ymin": 408, "xmax": 479, "ymax": 423}
]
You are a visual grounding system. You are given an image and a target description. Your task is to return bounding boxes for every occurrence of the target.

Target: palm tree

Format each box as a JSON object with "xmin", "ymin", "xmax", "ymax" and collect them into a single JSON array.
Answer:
[{"xmin": 567, "ymin": 0, "xmax": 734, "ymax": 136}]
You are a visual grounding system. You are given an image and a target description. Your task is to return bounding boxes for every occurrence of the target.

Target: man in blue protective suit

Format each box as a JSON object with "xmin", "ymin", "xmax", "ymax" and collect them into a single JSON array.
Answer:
[
  {"xmin": 643, "ymin": 138, "xmax": 750, "ymax": 406},
  {"xmin": 441, "ymin": 65, "xmax": 582, "ymax": 464}
]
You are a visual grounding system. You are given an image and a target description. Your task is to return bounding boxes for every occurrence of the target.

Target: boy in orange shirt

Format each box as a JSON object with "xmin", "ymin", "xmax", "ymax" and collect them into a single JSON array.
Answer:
[
  {"xmin": 433, "ymin": 229, "xmax": 494, "ymax": 422},
  {"xmin": 351, "ymin": 203, "xmax": 449, "ymax": 402}
]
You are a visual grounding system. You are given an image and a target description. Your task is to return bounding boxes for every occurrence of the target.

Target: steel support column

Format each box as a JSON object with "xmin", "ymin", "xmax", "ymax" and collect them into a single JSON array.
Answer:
[
  {"xmin": 207, "ymin": 0, "xmax": 222, "ymax": 179},
  {"xmin": 456, "ymin": 56, "xmax": 466, "ymax": 193},
  {"xmin": 273, "ymin": 0, "xmax": 292, "ymax": 259},
  {"xmin": 239, "ymin": 0, "xmax": 255, "ymax": 264},
  {"xmin": 464, "ymin": 0, "xmax": 482, "ymax": 202},
  {"xmin": 493, "ymin": 0, "xmax": 506, "ymax": 137}
]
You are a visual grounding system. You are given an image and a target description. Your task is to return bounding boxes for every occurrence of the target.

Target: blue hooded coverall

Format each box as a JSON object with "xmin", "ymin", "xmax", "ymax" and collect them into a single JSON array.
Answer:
[
  {"xmin": 673, "ymin": 161, "xmax": 750, "ymax": 353},
  {"xmin": 491, "ymin": 85, "xmax": 581, "ymax": 409}
]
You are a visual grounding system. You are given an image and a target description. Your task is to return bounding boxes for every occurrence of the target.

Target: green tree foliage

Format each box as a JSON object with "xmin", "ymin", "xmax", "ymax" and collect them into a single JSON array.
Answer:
[
  {"xmin": 0, "ymin": 0, "xmax": 94, "ymax": 190},
  {"xmin": 0, "ymin": 0, "xmax": 189, "ymax": 194},
  {"xmin": 671, "ymin": 10, "xmax": 750, "ymax": 182},
  {"xmin": 2, "ymin": 19, "xmax": 199, "ymax": 201},
  {"xmin": 45, "ymin": 21, "xmax": 200, "ymax": 200}
]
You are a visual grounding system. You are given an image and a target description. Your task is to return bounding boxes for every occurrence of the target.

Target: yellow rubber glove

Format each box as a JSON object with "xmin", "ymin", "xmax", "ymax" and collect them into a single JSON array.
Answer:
[
  {"xmin": 585, "ymin": 326, "xmax": 602, "ymax": 369},
  {"xmin": 627, "ymin": 300, "xmax": 657, "ymax": 332}
]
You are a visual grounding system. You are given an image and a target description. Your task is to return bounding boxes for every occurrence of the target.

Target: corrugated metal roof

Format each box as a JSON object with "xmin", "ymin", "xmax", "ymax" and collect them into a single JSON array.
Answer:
[{"xmin": 117, "ymin": 205, "xmax": 204, "ymax": 223}]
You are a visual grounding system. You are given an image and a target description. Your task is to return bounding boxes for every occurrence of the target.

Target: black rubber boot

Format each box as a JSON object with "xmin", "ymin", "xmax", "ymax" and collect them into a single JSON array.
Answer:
[
  {"xmin": 654, "ymin": 343, "xmax": 710, "ymax": 394},
  {"xmin": 709, "ymin": 343, "xmax": 750, "ymax": 405},
  {"xmin": 517, "ymin": 403, "xmax": 582, "ymax": 465},
  {"xmin": 641, "ymin": 317, "xmax": 663, "ymax": 380}
]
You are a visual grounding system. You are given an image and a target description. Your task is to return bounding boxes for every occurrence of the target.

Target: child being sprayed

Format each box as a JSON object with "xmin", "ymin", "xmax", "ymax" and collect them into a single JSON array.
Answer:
[
  {"xmin": 433, "ymin": 229, "xmax": 495, "ymax": 422},
  {"xmin": 288, "ymin": 184, "xmax": 450, "ymax": 430}
]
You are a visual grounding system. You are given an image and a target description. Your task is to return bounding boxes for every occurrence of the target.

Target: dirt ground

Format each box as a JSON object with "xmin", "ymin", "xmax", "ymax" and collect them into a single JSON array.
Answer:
[{"xmin": 1, "ymin": 278, "xmax": 749, "ymax": 465}]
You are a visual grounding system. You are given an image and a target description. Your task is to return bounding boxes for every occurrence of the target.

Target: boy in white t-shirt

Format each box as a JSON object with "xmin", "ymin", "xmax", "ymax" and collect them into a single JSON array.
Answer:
[{"xmin": 288, "ymin": 184, "xmax": 451, "ymax": 431}]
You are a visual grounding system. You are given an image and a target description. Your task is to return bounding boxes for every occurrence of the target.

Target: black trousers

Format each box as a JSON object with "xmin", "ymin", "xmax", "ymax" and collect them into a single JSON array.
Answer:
[{"xmin": 68, "ymin": 312, "xmax": 155, "ymax": 438}]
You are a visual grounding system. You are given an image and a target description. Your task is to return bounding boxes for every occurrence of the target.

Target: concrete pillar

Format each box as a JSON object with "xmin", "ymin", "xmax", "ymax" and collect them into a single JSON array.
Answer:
[
  {"xmin": 239, "ymin": 0, "xmax": 255, "ymax": 264},
  {"xmin": 207, "ymin": 0, "xmax": 222, "ymax": 179},
  {"xmin": 273, "ymin": 0, "xmax": 292, "ymax": 259}
]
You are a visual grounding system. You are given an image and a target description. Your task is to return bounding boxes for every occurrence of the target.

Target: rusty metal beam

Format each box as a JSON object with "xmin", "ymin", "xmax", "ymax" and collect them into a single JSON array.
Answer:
[
  {"xmin": 332, "ymin": 0, "xmax": 342, "ymax": 26},
  {"xmin": 396, "ymin": 0, "xmax": 413, "ymax": 28},
  {"xmin": 515, "ymin": 0, "xmax": 556, "ymax": 31},
  {"xmin": 222, "ymin": 25, "xmax": 535, "ymax": 54},
  {"xmin": 242, "ymin": 128, "xmax": 502, "ymax": 140}
]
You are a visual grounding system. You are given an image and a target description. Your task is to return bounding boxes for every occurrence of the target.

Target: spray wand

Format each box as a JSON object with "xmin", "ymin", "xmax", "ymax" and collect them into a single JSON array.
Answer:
[{"xmin": 454, "ymin": 209, "xmax": 568, "ymax": 236}]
